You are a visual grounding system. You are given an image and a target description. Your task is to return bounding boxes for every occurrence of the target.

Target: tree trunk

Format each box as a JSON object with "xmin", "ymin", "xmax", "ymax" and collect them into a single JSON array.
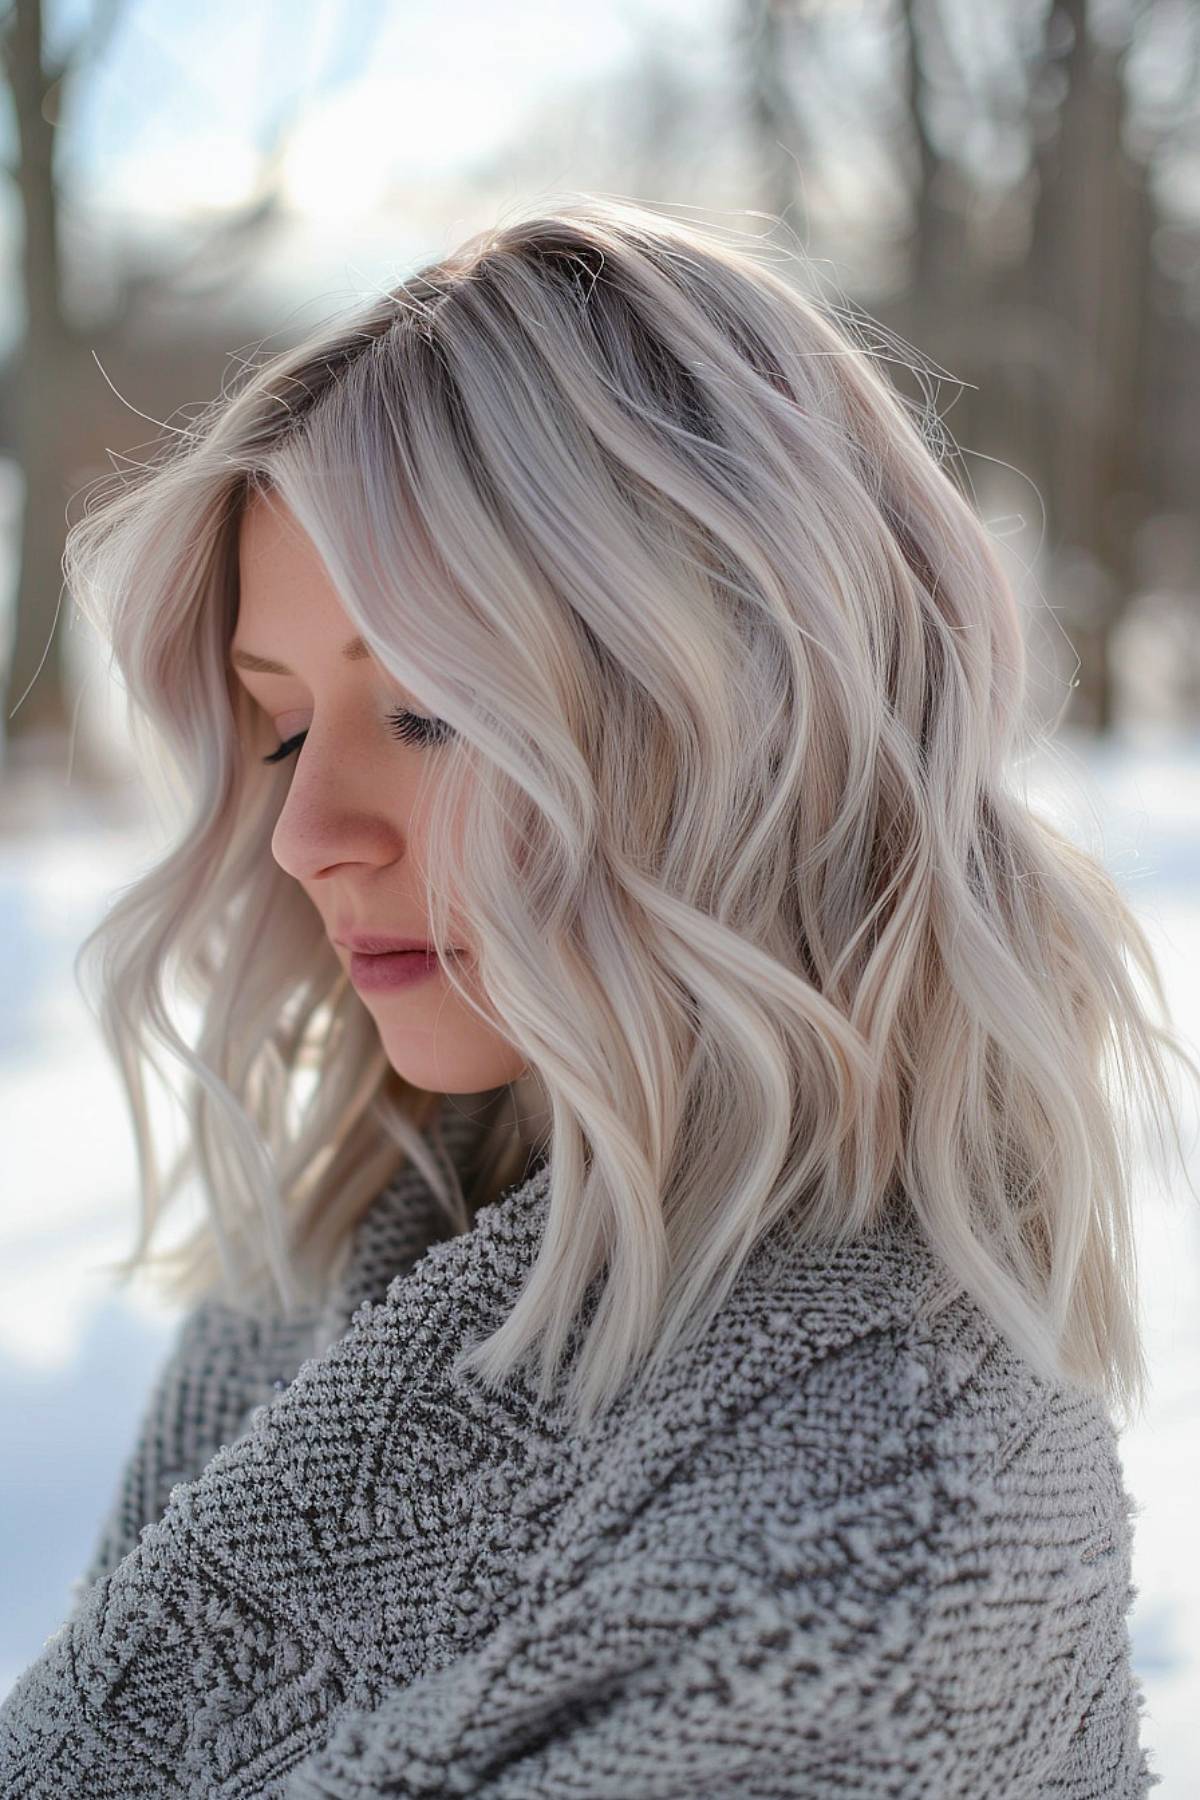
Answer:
[{"xmin": 2, "ymin": 0, "xmax": 81, "ymax": 770}]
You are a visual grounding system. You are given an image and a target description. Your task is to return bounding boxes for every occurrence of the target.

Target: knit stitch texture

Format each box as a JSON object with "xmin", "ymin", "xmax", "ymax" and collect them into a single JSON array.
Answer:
[{"xmin": 0, "ymin": 1103, "xmax": 1161, "ymax": 1797}]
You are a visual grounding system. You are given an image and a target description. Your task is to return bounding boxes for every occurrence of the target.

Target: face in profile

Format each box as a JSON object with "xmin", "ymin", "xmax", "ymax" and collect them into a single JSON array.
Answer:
[{"xmin": 231, "ymin": 489, "xmax": 529, "ymax": 1098}]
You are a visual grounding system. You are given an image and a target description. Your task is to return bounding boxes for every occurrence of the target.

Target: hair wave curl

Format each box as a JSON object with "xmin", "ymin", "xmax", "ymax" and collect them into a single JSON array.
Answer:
[{"xmin": 64, "ymin": 193, "xmax": 1199, "ymax": 1437}]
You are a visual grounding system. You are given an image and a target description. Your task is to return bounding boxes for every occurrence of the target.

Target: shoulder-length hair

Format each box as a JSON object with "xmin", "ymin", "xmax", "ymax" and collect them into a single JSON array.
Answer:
[{"xmin": 64, "ymin": 193, "xmax": 1198, "ymax": 1438}]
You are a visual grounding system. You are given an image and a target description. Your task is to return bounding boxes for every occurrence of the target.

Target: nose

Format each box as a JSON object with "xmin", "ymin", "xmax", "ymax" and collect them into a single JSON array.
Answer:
[{"xmin": 268, "ymin": 725, "xmax": 412, "ymax": 887}]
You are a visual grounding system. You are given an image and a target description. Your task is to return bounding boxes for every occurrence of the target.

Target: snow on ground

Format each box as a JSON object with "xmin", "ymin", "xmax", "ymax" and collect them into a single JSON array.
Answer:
[{"xmin": 1, "ymin": 728, "xmax": 1197, "ymax": 1790}]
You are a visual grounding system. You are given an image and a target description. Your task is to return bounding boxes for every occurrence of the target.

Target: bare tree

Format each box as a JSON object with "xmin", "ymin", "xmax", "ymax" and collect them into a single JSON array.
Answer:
[
  {"xmin": 0, "ymin": 0, "xmax": 130, "ymax": 770},
  {"xmin": 0, "ymin": 0, "xmax": 389, "ymax": 777},
  {"xmin": 732, "ymin": 0, "xmax": 816, "ymax": 240},
  {"xmin": 731, "ymin": 0, "xmax": 1200, "ymax": 733},
  {"xmin": 1022, "ymin": 0, "xmax": 1157, "ymax": 730}
]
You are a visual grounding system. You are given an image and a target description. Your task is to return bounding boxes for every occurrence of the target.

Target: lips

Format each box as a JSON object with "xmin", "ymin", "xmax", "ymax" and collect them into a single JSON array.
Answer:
[
  {"xmin": 336, "ymin": 934, "xmax": 454, "ymax": 956},
  {"xmin": 347, "ymin": 945, "xmax": 447, "ymax": 994}
]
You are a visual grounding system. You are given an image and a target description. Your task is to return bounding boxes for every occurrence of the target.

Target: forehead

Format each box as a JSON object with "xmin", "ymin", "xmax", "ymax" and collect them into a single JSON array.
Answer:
[
  {"xmin": 235, "ymin": 492, "xmax": 354, "ymax": 635},
  {"xmin": 238, "ymin": 490, "xmax": 325, "ymax": 585},
  {"xmin": 231, "ymin": 493, "xmax": 412, "ymax": 691}
]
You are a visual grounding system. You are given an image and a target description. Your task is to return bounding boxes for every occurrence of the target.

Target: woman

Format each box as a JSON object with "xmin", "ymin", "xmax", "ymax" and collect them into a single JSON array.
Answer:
[{"xmin": 1, "ymin": 194, "xmax": 1191, "ymax": 1796}]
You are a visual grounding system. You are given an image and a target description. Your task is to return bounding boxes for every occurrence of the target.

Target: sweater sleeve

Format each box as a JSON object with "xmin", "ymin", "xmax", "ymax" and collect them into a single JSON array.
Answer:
[
  {"xmin": 67, "ymin": 1300, "xmax": 254, "ymax": 1607},
  {"xmin": 281, "ymin": 1402, "xmax": 1161, "ymax": 1800},
  {"xmin": 0, "ymin": 1267, "xmax": 1160, "ymax": 1800},
  {"xmin": 65, "ymin": 1295, "xmax": 320, "ymax": 1618}
]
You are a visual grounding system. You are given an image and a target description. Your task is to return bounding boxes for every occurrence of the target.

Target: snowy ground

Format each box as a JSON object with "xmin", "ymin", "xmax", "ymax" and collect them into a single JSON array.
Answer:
[{"xmin": 1, "ymin": 728, "xmax": 1197, "ymax": 1790}]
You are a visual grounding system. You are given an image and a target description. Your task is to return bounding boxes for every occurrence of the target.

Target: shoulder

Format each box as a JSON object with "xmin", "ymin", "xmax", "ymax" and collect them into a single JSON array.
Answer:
[
  {"xmin": 601, "ymin": 1210, "xmax": 1126, "ymax": 1578},
  {"xmin": 710, "ymin": 1205, "xmax": 1116, "ymax": 1463}
]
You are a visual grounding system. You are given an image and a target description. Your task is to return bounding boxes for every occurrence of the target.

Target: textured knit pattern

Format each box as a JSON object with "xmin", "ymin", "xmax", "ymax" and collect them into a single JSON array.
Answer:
[{"xmin": 0, "ymin": 1103, "xmax": 1160, "ymax": 1798}]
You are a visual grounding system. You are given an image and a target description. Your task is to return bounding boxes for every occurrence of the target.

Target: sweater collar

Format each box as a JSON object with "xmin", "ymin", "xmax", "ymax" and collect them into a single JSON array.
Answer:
[
  {"xmin": 313, "ymin": 1120, "xmax": 946, "ymax": 1451},
  {"xmin": 309, "ymin": 1099, "xmax": 550, "ymax": 1352},
  {"xmin": 299, "ymin": 1088, "xmax": 949, "ymax": 1450}
]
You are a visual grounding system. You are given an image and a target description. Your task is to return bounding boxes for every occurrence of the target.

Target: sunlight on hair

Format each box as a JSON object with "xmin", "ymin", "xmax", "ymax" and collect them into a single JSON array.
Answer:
[{"xmin": 60, "ymin": 192, "xmax": 1200, "ymax": 1438}]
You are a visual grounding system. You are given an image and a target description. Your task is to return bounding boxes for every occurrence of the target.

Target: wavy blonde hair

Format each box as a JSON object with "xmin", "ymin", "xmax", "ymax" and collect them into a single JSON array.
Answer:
[{"xmin": 64, "ymin": 193, "xmax": 1198, "ymax": 1438}]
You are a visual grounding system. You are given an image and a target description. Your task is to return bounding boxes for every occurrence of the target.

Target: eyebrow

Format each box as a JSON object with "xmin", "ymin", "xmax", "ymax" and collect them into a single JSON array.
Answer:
[{"xmin": 229, "ymin": 636, "xmax": 374, "ymax": 675}]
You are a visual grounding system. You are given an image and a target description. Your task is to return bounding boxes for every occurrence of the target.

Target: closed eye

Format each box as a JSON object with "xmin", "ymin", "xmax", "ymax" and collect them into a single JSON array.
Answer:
[{"xmin": 262, "ymin": 708, "xmax": 455, "ymax": 765}]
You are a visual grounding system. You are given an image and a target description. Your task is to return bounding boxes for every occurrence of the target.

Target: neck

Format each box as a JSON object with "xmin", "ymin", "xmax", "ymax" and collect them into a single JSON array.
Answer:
[
  {"xmin": 508, "ymin": 1068, "xmax": 553, "ymax": 1158},
  {"xmin": 438, "ymin": 1072, "xmax": 552, "ymax": 1166}
]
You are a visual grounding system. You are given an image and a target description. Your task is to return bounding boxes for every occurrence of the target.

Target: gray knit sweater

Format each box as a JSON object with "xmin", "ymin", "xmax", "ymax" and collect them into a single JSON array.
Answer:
[{"xmin": 0, "ymin": 1103, "xmax": 1160, "ymax": 1797}]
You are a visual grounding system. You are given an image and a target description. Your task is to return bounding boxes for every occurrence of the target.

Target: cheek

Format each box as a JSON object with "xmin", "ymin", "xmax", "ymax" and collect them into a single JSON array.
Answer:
[{"xmin": 424, "ymin": 778, "xmax": 481, "ymax": 945}]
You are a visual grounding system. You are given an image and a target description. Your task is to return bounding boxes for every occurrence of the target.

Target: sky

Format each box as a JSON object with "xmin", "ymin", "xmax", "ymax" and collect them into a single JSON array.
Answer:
[
  {"xmin": 56, "ymin": 0, "xmax": 649, "ymax": 203},
  {"xmin": 3, "ymin": 0, "xmax": 1196, "ymax": 364},
  {"xmin": 0, "ymin": 0, "xmax": 748, "ymax": 363}
]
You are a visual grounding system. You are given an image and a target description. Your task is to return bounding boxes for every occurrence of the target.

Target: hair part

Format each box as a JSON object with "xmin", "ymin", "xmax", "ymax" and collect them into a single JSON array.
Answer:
[{"xmin": 64, "ymin": 193, "xmax": 1199, "ymax": 1438}]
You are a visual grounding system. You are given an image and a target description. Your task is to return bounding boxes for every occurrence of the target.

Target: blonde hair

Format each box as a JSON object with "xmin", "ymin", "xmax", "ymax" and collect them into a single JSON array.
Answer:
[{"xmin": 65, "ymin": 193, "xmax": 1198, "ymax": 1438}]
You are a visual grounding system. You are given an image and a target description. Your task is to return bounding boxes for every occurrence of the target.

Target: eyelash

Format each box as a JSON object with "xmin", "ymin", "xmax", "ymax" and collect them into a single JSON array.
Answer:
[{"xmin": 261, "ymin": 708, "xmax": 455, "ymax": 765}]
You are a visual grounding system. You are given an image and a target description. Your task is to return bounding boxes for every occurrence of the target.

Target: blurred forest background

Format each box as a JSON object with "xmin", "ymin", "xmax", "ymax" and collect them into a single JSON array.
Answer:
[
  {"xmin": 2, "ymin": 0, "xmax": 1199, "ymax": 771},
  {"xmin": 0, "ymin": 0, "xmax": 1198, "ymax": 1789}
]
